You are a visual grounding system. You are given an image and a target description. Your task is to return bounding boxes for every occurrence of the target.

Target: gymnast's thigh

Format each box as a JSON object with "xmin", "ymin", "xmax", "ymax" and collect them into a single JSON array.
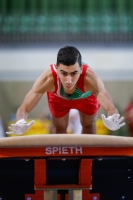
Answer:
[{"xmin": 79, "ymin": 111, "xmax": 98, "ymax": 126}]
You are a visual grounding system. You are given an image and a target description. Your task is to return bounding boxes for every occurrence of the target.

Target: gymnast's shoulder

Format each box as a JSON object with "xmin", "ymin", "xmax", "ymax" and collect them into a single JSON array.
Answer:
[
  {"xmin": 84, "ymin": 66, "xmax": 104, "ymax": 94},
  {"xmin": 32, "ymin": 68, "xmax": 55, "ymax": 93}
]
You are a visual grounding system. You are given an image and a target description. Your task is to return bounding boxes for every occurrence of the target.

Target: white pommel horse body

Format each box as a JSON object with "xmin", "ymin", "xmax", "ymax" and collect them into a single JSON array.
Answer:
[{"xmin": 0, "ymin": 134, "xmax": 133, "ymax": 200}]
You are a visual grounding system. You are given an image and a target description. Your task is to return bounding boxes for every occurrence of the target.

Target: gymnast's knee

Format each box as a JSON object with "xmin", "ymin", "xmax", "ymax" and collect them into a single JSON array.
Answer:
[
  {"xmin": 81, "ymin": 122, "xmax": 96, "ymax": 134},
  {"xmin": 52, "ymin": 123, "xmax": 68, "ymax": 133}
]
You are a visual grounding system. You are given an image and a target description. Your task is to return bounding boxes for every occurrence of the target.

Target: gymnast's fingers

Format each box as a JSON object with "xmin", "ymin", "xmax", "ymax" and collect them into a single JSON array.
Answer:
[
  {"xmin": 8, "ymin": 126, "xmax": 15, "ymax": 131},
  {"xmin": 119, "ymin": 122, "xmax": 126, "ymax": 128},
  {"xmin": 6, "ymin": 131, "xmax": 14, "ymax": 134},
  {"xmin": 118, "ymin": 116, "xmax": 125, "ymax": 123}
]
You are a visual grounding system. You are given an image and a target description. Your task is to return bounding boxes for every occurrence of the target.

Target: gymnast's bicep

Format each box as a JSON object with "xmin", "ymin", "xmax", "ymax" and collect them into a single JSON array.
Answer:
[{"xmin": 21, "ymin": 69, "xmax": 54, "ymax": 112}]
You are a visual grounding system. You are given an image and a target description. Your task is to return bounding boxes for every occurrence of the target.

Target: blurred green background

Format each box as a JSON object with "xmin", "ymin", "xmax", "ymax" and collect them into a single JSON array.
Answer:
[{"xmin": 0, "ymin": 0, "xmax": 133, "ymax": 43}]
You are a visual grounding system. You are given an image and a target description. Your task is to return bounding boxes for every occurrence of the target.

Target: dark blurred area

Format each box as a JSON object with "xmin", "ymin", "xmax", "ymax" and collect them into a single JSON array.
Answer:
[{"xmin": 0, "ymin": 0, "xmax": 133, "ymax": 45}]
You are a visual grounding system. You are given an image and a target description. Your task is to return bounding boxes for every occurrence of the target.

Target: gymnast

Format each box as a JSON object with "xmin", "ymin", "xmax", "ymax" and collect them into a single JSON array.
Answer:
[{"xmin": 6, "ymin": 46, "xmax": 125, "ymax": 135}]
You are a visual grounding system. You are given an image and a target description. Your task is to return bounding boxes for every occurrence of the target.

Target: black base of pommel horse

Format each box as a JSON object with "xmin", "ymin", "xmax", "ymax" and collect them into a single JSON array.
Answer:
[{"xmin": 1, "ymin": 134, "xmax": 133, "ymax": 200}]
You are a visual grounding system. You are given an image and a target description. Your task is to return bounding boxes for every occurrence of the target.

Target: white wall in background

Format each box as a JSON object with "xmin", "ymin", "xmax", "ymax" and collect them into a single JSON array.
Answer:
[{"xmin": 0, "ymin": 46, "xmax": 133, "ymax": 81}]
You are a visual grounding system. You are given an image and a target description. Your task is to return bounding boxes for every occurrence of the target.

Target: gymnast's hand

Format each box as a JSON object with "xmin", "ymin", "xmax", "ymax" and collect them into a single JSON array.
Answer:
[
  {"xmin": 101, "ymin": 113, "xmax": 125, "ymax": 131},
  {"xmin": 6, "ymin": 119, "xmax": 35, "ymax": 135}
]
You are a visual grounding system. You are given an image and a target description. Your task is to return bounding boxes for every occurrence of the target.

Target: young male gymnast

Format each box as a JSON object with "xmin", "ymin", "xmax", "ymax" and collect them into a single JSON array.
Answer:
[{"xmin": 6, "ymin": 46, "xmax": 125, "ymax": 135}]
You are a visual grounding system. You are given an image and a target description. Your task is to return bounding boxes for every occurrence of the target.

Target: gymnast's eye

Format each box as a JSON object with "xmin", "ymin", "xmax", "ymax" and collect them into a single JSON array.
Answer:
[
  {"xmin": 70, "ymin": 72, "xmax": 78, "ymax": 76},
  {"xmin": 61, "ymin": 71, "xmax": 68, "ymax": 76}
]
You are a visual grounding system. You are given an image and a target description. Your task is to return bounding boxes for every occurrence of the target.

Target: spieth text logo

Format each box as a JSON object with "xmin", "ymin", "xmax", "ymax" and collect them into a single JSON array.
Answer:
[{"xmin": 45, "ymin": 147, "xmax": 82, "ymax": 155}]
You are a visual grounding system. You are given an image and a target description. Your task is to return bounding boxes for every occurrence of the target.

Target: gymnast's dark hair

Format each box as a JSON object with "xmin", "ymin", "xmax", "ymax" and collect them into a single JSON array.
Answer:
[{"xmin": 56, "ymin": 46, "xmax": 82, "ymax": 67}]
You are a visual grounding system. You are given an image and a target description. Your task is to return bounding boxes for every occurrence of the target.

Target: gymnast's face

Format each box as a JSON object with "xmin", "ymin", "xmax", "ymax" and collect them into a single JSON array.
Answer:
[{"xmin": 56, "ymin": 62, "xmax": 82, "ymax": 92}]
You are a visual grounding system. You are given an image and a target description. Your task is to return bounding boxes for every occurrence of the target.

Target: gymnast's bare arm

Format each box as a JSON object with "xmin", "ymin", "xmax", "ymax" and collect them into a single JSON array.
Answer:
[
  {"xmin": 84, "ymin": 67, "xmax": 118, "ymax": 116},
  {"xmin": 16, "ymin": 68, "xmax": 55, "ymax": 121},
  {"xmin": 84, "ymin": 67, "xmax": 125, "ymax": 131}
]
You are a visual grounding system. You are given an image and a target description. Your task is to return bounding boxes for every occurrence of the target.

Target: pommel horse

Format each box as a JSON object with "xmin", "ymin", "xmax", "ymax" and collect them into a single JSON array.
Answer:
[{"xmin": 0, "ymin": 134, "xmax": 133, "ymax": 200}]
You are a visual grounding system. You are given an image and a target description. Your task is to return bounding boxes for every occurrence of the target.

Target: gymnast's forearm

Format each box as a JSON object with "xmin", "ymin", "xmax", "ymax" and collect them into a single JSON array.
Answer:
[
  {"xmin": 97, "ymin": 91, "xmax": 118, "ymax": 116},
  {"xmin": 16, "ymin": 89, "xmax": 43, "ymax": 122}
]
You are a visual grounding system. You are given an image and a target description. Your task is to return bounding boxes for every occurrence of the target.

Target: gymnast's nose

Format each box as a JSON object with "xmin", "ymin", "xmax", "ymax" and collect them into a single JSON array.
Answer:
[{"xmin": 66, "ymin": 76, "xmax": 72, "ymax": 84}]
